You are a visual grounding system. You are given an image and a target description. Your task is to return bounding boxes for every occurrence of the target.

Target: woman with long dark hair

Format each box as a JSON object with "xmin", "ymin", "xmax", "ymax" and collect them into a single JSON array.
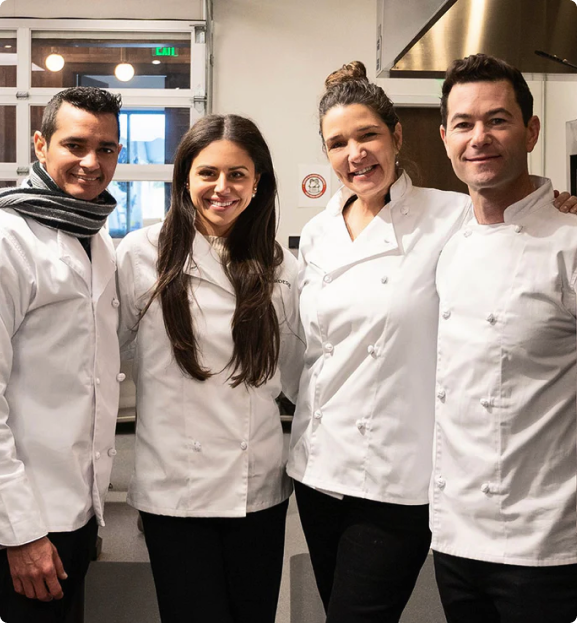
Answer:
[{"xmin": 117, "ymin": 114, "xmax": 303, "ymax": 623}]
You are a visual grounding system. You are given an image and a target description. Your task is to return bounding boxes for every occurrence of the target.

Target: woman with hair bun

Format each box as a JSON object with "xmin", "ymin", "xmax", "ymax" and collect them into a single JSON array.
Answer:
[
  {"xmin": 116, "ymin": 114, "xmax": 303, "ymax": 623},
  {"xmin": 288, "ymin": 60, "xmax": 538, "ymax": 622}
]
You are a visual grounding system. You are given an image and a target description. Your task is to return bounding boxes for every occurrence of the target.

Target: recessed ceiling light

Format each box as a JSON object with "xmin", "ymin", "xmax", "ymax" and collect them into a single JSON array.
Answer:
[{"xmin": 152, "ymin": 60, "xmax": 161, "ymax": 65}]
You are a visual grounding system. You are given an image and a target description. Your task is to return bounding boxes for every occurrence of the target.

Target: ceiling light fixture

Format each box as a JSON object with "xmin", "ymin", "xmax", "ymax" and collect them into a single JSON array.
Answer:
[
  {"xmin": 45, "ymin": 53, "xmax": 65, "ymax": 72},
  {"xmin": 152, "ymin": 60, "xmax": 161, "ymax": 65},
  {"xmin": 115, "ymin": 62, "xmax": 135, "ymax": 81},
  {"xmin": 114, "ymin": 47, "xmax": 135, "ymax": 82}
]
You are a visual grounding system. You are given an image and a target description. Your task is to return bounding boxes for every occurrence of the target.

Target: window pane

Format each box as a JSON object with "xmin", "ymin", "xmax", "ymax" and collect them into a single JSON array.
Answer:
[
  {"xmin": 120, "ymin": 108, "xmax": 190, "ymax": 165},
  {"xmin": 31, "ymin": 32, "xmax": 192, "ymax": 89},
  {"xmin": 0, "ymin": 107, "xmax": 16, "ymax": 162},
  {"xmin": 108, "ymin": 181, "xmax": 171, "ymax": 238},
  {"xmin": 0, "ymin": 33, "xmax": 17, "ymax": 88},
  {"xmin": 0, "ymin": 181, "xmax": 17, "ymax": 189},
  {"xmin": 30, "ymin": 106, "xmax": 45, "ymax": 162}
]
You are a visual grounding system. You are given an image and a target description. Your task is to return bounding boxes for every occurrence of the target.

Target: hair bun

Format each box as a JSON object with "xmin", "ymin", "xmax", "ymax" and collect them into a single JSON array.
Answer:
[{"xmin": 324, "ymin": 61, "xmax": 368, "ymax": 89}]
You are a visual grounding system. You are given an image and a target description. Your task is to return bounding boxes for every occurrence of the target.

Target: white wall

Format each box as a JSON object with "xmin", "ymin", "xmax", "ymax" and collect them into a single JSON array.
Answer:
[
  {"xmin": 212, "ymin": 0, "xmax": 377, "ymax": 244},
  {"xmin": 0, "ymin": 0, "xmax": 203, "ymax": 19}
]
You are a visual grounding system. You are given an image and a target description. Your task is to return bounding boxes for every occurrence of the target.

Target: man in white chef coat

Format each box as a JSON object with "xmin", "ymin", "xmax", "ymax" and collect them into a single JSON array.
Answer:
[
  {"xmin": 431, "ymin": 53, "xmax": 577, "ymax": 623},
  {"xmin": 0, "ymin": 87, "xmax": 123, "ymax": 622}
]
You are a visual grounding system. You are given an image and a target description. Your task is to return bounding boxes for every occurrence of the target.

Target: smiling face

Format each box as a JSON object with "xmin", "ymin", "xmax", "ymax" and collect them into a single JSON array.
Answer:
[
  {"xmin": 188, "ymin": 139, "xmax": 260, "ymax": 237},
  {"xmin": 440, "ymin": 80, "xmax": 540, "ymax": 196},
  {"xmin": 321, "ymin": 103, "xmax": 402, "ymax": 209},
  {"xmin": 34, "ymin": 102, "xmax": 121, "ymax": 201}
]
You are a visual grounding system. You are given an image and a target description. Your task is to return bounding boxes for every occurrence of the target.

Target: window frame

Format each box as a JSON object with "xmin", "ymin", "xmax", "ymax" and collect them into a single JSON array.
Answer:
[{"xmin": 0, "ymin": 18, "xmax": 212, "ymax": 234}]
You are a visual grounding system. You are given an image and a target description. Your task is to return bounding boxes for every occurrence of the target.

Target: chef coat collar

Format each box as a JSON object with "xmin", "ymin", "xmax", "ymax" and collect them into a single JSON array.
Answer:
[
  {"xmin": 145, "ymin": 223, "xmax": 234, "ymax": 295},
  {"xmin": 501, "ymin": 176, "xmax": 553, "ymax": 223},
  {"xmin": 326, "ymin": 170, "xmax": 412, "ymax": 217}
]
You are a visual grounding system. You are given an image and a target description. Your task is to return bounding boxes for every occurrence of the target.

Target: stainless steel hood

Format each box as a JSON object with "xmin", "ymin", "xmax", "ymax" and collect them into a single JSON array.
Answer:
[{"xmin": 376, "ymin": 0, "xmax": 577, "ymax": 78}]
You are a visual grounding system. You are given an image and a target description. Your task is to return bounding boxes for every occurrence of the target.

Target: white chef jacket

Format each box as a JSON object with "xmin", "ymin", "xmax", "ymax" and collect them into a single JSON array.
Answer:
[
  {"xmin": 432, "ymin": 177, "xmax": 577, "ymax": 566},
  {"xmin": 287, "ymin": 172, "xmax": 471, "ymax": 504},
  {"xmin": 116, "ymin": 224, "xmax": 303, "ymax": 517},
  {"xmin": 0, "ymin": 209, "xmax": 121, "ymax": 547}
]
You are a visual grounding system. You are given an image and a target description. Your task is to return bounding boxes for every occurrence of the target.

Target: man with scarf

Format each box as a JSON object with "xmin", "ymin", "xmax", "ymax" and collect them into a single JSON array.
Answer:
[{"xmin": 0, "ymin": 87, "xmax": 122, "ymax": 623}]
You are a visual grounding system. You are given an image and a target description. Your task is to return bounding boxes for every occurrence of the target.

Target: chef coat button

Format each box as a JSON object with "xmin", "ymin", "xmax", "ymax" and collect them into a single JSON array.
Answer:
[
  {"xmin": 367, "ymin": 344, "xmax": 375, "ymax": 355},
  {"xmin": 356, "ymin": 419, "xmax": 365, "ymax": 431},
  {"xmin": 314, "ymin": 410, "xmax": 323, "ymax": 420},
  {"xmin": 116, "ymin": 373, "xmax": 126, "ymax": 382},
  {"xmin": 486, "ymin": 313, "xmax": 496, "ymax": 324},
  {"xmin": 111, "ymin": 298, "xmax": 120, "ymax": 308},
  {"xmin": 95, "ymin": 452, "xmax": 101, "ymax": 460},
  {"xmin": 108, "ymin": 448, "xmax": 117, "ymax": 457},
  {"xmin": 401, "ymin": 207, "xmax": 409, "ymax": 215},
  {"xmin": 324, "ymin": 343, "xmax": 334, "ymax": 353},
  {"xmin": 95, "ymin": 377, "xmax": 101, "ymax": 386},
  {"xmin": 192, "ymin": 441, "xmax": 202, "ymax": 452},
  {"xmin": 480, "ymin": 398, "xmax": 490, "ymax": 408},
  {"xmin": 383, "ymin": 238, "xmax": 389, "ymax": 244},
  {"xmin": 323, "ymin": 275, "xmax": 332, "ymax": 284},
  {"xmin": 481, "ymin": 482, "xmax": 491, "ymax": 494},
  {"xmin": 463, "ymin": 229, "xmax": 472, "ymax": 237},
  {"xmin": 435, "ymin": 476, "xmax": 446, "ymax": 490},
  {"xmin": 381, "ymin": 276, "xmax": 388, "ymax": 284},
  {"xmin": 442, "ymin": 309, "xmax": 451, "ymax": 319},
  {"xmin": 436, "ymin": 387, "xmax": 446, "ymax": 400},
  {"xmin": 240, "ymin": 441, "xmax": 248, "ymax": 451},
  {"xmin": 514, "ymin": 225, "xmax": 523, "ymax": 233}
]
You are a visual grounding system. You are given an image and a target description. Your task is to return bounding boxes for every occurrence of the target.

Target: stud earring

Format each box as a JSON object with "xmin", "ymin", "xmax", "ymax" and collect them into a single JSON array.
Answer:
[{"xmin": 252, "ymin": 186, "xmax": 258, "ymax": 198}]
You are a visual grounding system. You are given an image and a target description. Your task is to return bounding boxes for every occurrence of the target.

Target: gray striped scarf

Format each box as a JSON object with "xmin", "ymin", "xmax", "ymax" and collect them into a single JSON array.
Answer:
[{"xmin": 0, "ymin": 161, "xmax": 117, "ymax": 238}]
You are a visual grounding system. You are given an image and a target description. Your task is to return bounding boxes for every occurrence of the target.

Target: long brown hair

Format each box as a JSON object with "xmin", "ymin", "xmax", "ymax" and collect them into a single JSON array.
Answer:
[{"xmin": 143, "ymin": 114, "xmax": 283, "ymax": 387}]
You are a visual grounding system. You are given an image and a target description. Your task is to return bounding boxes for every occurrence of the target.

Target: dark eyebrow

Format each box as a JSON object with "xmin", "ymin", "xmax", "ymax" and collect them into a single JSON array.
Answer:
[
  {"xmin": 356, "ymin": 124, "xmax": 381, "ymax": 132},
  {"xmin": 59, "ymin": 136, "xmax": 119, "ymax": 148},
  {"xmin": 194, "ymin": 164, "xmax": 249, "ymax": 171},
  {"xmin": 450, "ymin": 108, "xmax": 513, "ymax": 124},
  {"xmin": 325, "ymin": 124, "xmax": 381, "ymax": 144},
  {"xmin": 324, "ymin": 134, "xmax": 343, "ymax": 145}
]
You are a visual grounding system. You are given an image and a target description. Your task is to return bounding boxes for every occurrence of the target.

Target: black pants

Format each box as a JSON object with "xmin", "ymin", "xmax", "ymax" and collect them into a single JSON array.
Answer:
[
  {"xmin": 434, "ymin": 551, "xmax": 577, "ymax": 623},
  {"xmin": 0, "ymin": 516, "xmax": 97, "ymax": 623},
  {"xmin": 294, "ymin": 481, "xmax": 431, "ymax": 623},
  {"xmin": 140, "ymin": 499, "xmax": 289, "ymax": 623}
]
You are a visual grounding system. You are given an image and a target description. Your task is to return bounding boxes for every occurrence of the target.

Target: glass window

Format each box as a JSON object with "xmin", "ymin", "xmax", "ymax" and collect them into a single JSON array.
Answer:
[
  {"xmin": 0, "ymin": 181, "xmax": 17, "ymax": 189},
  {"xmin": 0, "ymin": 106, "xmax": 16, "ymax": 162},
  {"xmin": 119, "ymin": 108, "xmax": 190, "ymax": 165},
  {"xmin": 108, "ymin": 181, "xmax": 171, "ymax": 238},
  {"xmin": 30, "ymin": 106, "xmax": 44, "ymax": 162},
  {"xmin": 0, "ymin": 33, "xmax": 17, "ymax": 88},
  {"xmin": 31, "ymin": 32, "xmax": 192, "ymax": 89}
]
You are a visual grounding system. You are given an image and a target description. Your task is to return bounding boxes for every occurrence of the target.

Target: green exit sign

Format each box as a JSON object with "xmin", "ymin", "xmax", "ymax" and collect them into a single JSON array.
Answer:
[{"xmin": 154, "ymin": 47, "xmax": 178, "ymax": 57}]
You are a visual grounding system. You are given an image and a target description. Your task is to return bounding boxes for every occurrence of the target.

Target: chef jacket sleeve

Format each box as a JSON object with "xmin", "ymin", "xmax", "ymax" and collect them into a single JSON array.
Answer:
[
  {"xmin": 277, "ymin": 250, "xmax": 305, "ymax": 404},
  {"xmin": 0, "ymin": 229, "xmax": 48, "ymax": 546},
  {"xmin": 116, "ymin": 237, "xmax": 142, "ymax": 359}
]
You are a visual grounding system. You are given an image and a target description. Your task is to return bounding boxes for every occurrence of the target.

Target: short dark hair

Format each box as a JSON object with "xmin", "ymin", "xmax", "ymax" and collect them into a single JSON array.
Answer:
[
  {"xmin": 440, "ymin": 54, "xmax": 533, "ymax": 128},
  {"xmin": 319, "ymin": 61, "xmax": 400, "ymax": 148},
  {"xmin": 41, "ymin": 87, "xmax": 122, "ymax": 144}
]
